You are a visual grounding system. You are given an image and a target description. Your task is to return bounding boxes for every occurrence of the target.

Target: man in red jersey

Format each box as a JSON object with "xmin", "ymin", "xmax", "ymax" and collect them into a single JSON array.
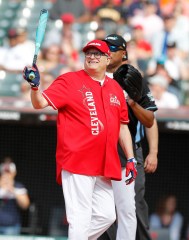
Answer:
[{"xmin": 23, "ymin": 39, "xmax": 137, "ymax": 240}]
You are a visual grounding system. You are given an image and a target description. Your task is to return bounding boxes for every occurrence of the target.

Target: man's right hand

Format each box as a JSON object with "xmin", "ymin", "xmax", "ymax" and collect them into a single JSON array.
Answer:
[{"xmin": 23, "ymin": 64, "xmax": 40, "ymax": 89}]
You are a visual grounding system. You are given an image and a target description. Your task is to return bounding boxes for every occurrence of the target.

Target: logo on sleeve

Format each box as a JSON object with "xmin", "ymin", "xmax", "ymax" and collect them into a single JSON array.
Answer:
[{"xmin": 110, "ymin": 94, "xmax": 120, "ymax": 106}]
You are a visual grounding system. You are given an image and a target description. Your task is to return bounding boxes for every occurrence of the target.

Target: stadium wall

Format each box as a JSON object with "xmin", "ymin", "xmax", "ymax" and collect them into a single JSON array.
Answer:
[{"xmin": 0, "ymin": 106, "xmax": 189, "ymax": 237}]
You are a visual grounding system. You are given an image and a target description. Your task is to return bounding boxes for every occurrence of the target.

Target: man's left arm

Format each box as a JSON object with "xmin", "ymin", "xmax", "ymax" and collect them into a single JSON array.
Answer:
[
  {"xmin": 119, "ymin": 123, "xmax": 134, "ymax": 159},
  {"xmin": 144, "ymin": 118, "xmax": 159, "ymax": 173}
]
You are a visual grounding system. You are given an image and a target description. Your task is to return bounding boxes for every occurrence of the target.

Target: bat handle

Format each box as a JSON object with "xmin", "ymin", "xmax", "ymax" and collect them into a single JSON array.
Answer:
[
  {"xmin": 29, "ymin": 71, "xmax": 35, "ymax": 80},
  {"xmin": 28, "ymin": 55, "xmax": 38, "ymax": 80}
]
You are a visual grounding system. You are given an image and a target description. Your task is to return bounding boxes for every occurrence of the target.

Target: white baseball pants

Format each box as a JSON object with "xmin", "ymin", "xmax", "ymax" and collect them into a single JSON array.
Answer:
[
  {"xmin": 112, "ymin": 167, "xmax": 137, "ymax": 240},
  {"xmin": 61, "ymin": 170, "xmax": 116, "ymax": 240}
]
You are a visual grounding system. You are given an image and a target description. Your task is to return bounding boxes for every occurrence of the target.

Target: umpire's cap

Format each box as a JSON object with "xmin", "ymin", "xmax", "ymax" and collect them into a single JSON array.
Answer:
[{"xmin": 104, "ymin": 34, "xmax": 127, "ymax": 50}]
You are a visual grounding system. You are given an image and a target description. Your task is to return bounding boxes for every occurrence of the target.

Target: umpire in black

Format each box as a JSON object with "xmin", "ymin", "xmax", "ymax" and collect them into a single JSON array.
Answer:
[{"xmin": 98, "ymin": 34, "xmax": 158, "ymax": 240}]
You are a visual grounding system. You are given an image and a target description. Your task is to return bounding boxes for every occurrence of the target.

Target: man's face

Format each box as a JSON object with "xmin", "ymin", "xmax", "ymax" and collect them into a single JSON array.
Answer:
[
  {"xmin": 84, "ymin": 47, "xmax": 110, "ymax": 72},
  {"xmin": 107, "ymin": 44, "xmax": 126, "ymax": 70}
]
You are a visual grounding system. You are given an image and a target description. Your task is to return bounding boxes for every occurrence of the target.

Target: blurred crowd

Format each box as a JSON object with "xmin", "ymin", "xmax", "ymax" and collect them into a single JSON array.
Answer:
[
  {"xmin": 0, "ymin": 0, "xmax": 189, "ymax": 107},
  {"xmin": 0, "ymin": 157, "xmax": 30, "ymax": 235},
  {"xmin": 0, "ymin": 1, "xmax": 189, "ymax": 238},
  {"xmin": 150, "ymin": 194, "xmax": 184, "ymax": 240}
]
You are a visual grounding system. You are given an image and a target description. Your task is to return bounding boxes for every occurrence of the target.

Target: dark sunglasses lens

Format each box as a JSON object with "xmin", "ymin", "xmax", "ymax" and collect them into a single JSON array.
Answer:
[{"xmin": 109, "ymin": 45, "xmax": 119, "ymax": 52}]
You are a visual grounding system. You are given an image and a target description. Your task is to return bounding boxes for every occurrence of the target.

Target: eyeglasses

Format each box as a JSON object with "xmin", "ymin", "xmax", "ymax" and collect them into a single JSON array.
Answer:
[
  {"xmin": 85, "ymin": 51, "xmax": 107, "ymax": 59},
  {"xmin": 109, "ymin": 45, "xmax": 124, "ymax": 52}
]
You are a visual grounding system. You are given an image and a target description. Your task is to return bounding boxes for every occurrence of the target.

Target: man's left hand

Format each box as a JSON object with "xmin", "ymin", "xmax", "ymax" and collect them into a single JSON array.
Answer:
[{"xmin": 125, "ymin": 157, "xmax": 137, "ymax": 185}]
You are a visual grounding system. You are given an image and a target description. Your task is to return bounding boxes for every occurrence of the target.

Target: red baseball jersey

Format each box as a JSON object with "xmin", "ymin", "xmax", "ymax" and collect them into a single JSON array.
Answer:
[{"xmin": 42, "ymin": 70, "xmax": 129, "ymax": 184}]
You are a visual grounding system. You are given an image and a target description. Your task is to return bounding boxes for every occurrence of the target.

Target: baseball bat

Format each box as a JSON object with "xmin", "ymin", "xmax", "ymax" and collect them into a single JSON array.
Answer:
[{"xmin": 29, "ymin": 9, "xmax": 49, "ymax": 80}]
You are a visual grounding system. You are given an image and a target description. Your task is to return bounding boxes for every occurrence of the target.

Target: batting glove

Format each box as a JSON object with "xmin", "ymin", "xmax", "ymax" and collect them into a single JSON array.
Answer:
[
  {"xmin": 125, "ymin": 157, "xmax": 137, "ymax": 185},
  {"xmin": 23, "ymin": 64, "xmax": 40, "ymax": 89}
]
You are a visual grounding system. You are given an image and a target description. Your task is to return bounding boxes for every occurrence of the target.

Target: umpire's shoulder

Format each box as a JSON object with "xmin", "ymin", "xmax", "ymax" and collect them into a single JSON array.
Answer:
[
  {"xmin": 107, "ymin": 75, "xmax": 124, "ymax": 92},
  {"xmin": 106, "ymin": 74, "xmax": 119, "ymax": 85}
]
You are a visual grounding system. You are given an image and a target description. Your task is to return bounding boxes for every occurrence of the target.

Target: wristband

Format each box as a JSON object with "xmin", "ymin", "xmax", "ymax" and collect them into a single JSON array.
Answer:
[
  {"xmin": 127, "ymin": 157, "xmax": 136, "ymax": 163},
  {"xmin": 31, "ymin": 87, "xmax": 39, "ymax": 91}
]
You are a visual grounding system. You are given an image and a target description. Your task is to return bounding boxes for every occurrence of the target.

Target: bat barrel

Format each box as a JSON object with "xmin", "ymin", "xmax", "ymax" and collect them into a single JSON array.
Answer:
[{"xmin": 28, "ymin": 9, "xmax": 48, "ymax": 81}]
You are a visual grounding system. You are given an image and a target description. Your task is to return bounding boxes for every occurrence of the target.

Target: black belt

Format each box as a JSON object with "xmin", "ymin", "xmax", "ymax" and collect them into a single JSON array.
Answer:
[{"xmin": 135, "ymin": 142, "xmax": 141, "ymax": 149}]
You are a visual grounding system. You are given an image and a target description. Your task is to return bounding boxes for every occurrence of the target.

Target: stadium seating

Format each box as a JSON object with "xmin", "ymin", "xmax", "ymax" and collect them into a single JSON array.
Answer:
[
  {"xmin": 180, "ymin": 81, "xmax": 189, "ymax": 105},
  {"xmin": 0, "ymin": 0, "xmax": 54, "ymax": 97},
  {"xmin": 0, "ymin": 1, "xmax": 21, "ymax": 45},
  {"xmin": 0, "ymin": 72, "xmax": 22, "ymax": 97}
]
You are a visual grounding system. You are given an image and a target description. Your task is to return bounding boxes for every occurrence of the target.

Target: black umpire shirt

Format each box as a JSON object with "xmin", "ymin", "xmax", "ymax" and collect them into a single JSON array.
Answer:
[{"xmin": 118, "ymin": 78, "xmax": 158, "ymax": 166}]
